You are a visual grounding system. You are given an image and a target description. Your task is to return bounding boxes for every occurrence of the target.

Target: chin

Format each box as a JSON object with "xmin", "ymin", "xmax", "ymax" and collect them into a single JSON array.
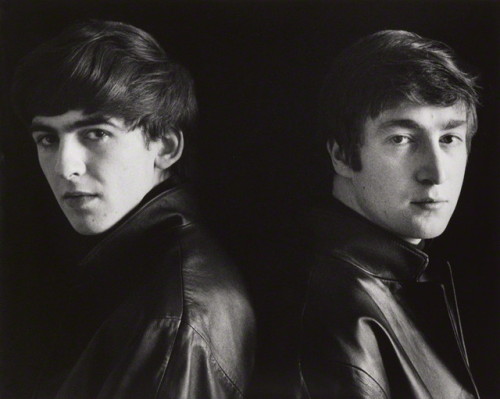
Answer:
[
  {"xmin": 72, "ymin": 225, "xmax": 105, "ymax": 236},
  {"xmin": 408, "ymin": 225, "xmax": 448, "ymax": 241},
  {"xmin": 69, "ymin": 219, "xmax": 111, "ymax": 235}
]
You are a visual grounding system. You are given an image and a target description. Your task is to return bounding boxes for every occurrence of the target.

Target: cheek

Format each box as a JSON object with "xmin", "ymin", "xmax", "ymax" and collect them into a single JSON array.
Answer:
[
  {"xmin": 38, "ymin": 155, "xmax": 56, "ymax": 184},
  {"xmin": 104, "ymin": 155, "xmax": 153, "ymax": 195},
  {"xmin": 355, "ymin": 158, "xmax": 410, "ymax": 213},
  {"xmin": 358, "ymin": 159, "xmax": 402, "ymax": 193},
  {"xmin": 449, "ymin": 153, "xmax": 467, "ymax": 183},
  {"xmin": 449, "ymin": 162, "xmax": 467, "ymax": 199}
]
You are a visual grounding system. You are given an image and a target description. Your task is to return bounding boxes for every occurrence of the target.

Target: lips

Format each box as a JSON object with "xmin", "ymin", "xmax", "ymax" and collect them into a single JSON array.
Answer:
[
  {"xmin": 63, "ymin": 190, "xmax": 96, "ymax": 198},
  {"xmin": 62, "ymin": 191, "xmax": 99, "ymax": 208},
  {"xmin": 411, "ymin": 198, "xmax": 448, "ymax": 210}
]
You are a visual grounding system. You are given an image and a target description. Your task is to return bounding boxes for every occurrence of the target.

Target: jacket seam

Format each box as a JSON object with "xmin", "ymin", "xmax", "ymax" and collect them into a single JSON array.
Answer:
[
  {"xmin": 330, "ymin": 252, "xmax": 434, "ymax": 396},
  {"xmin": 334, "ymin": 361, "xmax": 389, "ymax": 399},
  {"xmin": 300, "ymin": 262, "xmax": 394, "ymax": 399},
  {"xmin": 154, "ymin": 241, "xmax": 184, "ymax": 399},
  {"xmin": 177, "ymin": 236, "xmax": 244, "ymax": 398},
  {"xmin": 446, "ymin": 262, "xmax": 469, "ymax": 365},
  {"xmin": 439, "ymin": 271, "xmax": 479, "ymax": 396},
  {"xmin": 183, "ymin": 319, "xmax": 244, "ymax": 398}
]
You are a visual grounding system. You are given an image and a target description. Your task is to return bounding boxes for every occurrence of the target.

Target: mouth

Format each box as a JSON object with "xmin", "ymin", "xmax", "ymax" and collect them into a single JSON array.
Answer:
[
  {"xmin": 63, "ymin": 190, "xmax": 99, "ymax": 199},
  {"xmin": 62, "ymin": 191, "xmax": 99, "ymax": 208},
  {"xmin": 411, "ymin": 198, "xmax": 448, "ymax": 210}
]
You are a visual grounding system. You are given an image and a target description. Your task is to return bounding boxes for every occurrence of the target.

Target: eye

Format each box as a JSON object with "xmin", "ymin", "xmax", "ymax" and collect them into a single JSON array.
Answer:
[
  {"xmin": 33, "ymin": 133, "xmax": 58, "ymax": 148},
  {"xmin": 389, "ymin": 135, "xmax": 412, "ymax": 145},
  {"xmin": 440, "ymin": 134, "xmax": 464, "ymax": 145},
  {"xmin": 83, "ymin": 129, "xmax": 111, "ymax": 141}
]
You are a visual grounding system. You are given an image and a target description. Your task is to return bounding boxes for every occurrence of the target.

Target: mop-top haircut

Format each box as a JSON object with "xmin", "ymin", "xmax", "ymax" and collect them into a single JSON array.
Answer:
[
  {"xmin": 319, "ymin": 30, "xmax": 479, "ymax": 171},
  {"xmin": 12, "ymin": 19, "xmax": 197, "ymax": 152}
]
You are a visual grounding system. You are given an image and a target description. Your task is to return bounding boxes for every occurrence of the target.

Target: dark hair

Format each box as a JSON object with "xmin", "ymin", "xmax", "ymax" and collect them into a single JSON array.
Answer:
[
  {"xmin": 319, "ymin": 30, "xmax": 479, "ymax": 171},
  {"xmin": 11, "ymin": 20, "xmax": 197, "ymax": 173}
]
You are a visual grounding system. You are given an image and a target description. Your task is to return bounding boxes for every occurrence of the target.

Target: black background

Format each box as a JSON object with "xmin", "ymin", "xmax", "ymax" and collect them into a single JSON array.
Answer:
[{"xmin": 1, "ymin": 1, "xmax": 498, "ymax": 397}]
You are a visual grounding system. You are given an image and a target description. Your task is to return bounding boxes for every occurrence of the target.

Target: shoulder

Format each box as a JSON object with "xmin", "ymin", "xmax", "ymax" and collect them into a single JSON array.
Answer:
[
  {"xmin": 300, "ymin": 257, "xmax": 392, "ymax": 397},
  {"xmin": 177, "ymin": 222, "xmax": 256, "ymax": 392},
  {"xmin": 160, "ymin": 318, "xmax": 251, "ymax": 398},
  {"xmin": 146, "ymin": 219, "xmax": 253, "ymax": 317},
  {"xmin": 132, "ymin": 220, "xmax": 255, "ymax": 394},
  {"xmin": 305, "ymin": 254, "xmax": 389, "ymax": 320},
  {"xmin": 176, "ymin": 222, "xmax": 253, "ymax": 321},
  {"xmin": 301, "ymin": 253, "xmax": 394, "ymax": 363},
  {"xmin": 148, "ymin": 219, "xmax": 255, "ymax": 340}
]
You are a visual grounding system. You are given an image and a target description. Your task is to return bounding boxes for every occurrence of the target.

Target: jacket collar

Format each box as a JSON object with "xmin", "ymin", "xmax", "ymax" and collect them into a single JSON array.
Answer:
[
  {"xmin": 70, "ymin": 177, "xmax": 198, "ymax": 287},
  {"xmin": 308, "ymin": 197, "xmax": 429, "ymax": 281}
]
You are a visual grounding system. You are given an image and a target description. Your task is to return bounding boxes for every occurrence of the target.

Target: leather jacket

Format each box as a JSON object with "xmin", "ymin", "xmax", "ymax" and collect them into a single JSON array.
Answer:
[
  {"xmin": 299, "ymin": 198, "xmax": 479, "ymax": 399},
  {"xmin": 34, "ymin": 179, "xmax": 255, "ymax": 398}
]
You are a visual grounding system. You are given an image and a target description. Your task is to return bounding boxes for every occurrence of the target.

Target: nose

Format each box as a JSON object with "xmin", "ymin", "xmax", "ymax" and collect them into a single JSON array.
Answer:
[
  {"xmin": 415, "ymin": 142, "xmax": 447, "ymax": 185},
  {"xmin": 55, "ymin": 138, "xmax": 86, "ymax": 179}
]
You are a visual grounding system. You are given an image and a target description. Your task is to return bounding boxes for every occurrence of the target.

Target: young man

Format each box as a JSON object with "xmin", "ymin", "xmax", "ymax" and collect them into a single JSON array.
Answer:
[
  {"xmin": 299, "ymin": 31, "xmax": 480, "ymax": 398},
  {"xmin": 10, "ymin": 20, "xmax": 255, "ymax": 398}
]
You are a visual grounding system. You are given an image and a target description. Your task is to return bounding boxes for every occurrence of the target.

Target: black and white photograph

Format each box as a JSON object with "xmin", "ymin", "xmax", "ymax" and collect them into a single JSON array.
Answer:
[{"xmin": 1, "ymin": 1, "xmax": 498, "ymax": 398}]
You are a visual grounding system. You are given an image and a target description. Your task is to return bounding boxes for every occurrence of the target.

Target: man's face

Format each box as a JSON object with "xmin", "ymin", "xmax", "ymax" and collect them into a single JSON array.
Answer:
[
  {"xmin": 31, "ymin": 110, "xmax": 165, "ymax": 235},
  {"xmin": 341, "ymin": 102, "xmax": 468, "ymax": 243}
]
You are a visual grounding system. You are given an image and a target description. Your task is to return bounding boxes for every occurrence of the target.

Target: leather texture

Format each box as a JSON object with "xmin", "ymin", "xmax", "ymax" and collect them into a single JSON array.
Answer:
[
  {"xmin": 33, "ymin": 179, "xmax": 256, "ymax": 398},
  {"xmin": 299, "ymin": 198, "xmax": 479, "ymax": 399}
]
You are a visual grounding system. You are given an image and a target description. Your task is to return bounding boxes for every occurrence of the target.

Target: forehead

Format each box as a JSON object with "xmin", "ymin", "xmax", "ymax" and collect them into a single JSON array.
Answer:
[
  {"xmin": 366, "ymin": 101, "xmax": 468, "ymax": 132},
  {"xmin": 31, "ymin": 110, "xmax": 126, "ymax": 132}
]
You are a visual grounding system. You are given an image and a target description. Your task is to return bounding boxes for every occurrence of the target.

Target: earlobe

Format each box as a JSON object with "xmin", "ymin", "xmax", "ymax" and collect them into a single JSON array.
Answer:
[
  {"xmin": 327, "ymin": 140, "xmax": 354, "ymax": 178},
  {"xmin": 154, "ymin": 130, "xmax": 184, "ymax": 171}
]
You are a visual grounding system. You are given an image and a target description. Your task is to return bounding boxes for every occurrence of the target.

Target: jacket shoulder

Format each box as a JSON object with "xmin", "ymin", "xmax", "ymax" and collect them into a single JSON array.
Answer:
[
  {"xmin": 157, "ymin": 318, "xmax": 249, "ymax": 398},
  {"xmin": 300, "ymin": 255, "xmax": 393, "ymax": 394},
  {"xmin": 306, "ymin": 253, "xmax": 391, "ymax": 320},
  {"xmin": 172, "ymin": 222, "xmax": 256, "ymax": 395}
]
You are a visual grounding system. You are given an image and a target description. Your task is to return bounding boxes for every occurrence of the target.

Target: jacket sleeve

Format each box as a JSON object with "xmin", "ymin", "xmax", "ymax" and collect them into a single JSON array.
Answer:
[
  {"xmin": 299, "ymin": 262, "xmax": 390, "ymax": 399},
  {"xmin": 156, "ymin": 320, "xmax": 247, "ymax": 399},
  {"xmin": 300, "ymin": 358, "xmax": 389, "ymax": 399},
  {"xmin": 299, "ymin": 293, "xmax": 389, "ymax": 399},
  {"xmin": 54, "ymin": 315, "xmax": 249, "ymax": 399}
]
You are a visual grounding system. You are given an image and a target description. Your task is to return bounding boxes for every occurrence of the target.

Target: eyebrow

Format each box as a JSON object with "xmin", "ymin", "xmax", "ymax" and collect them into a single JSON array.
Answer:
[
  {"xmin": 379, "ymin": 119, "xmax": 422, "ymax": 131},
  {"xmin": 378, "ymin": 118, "xmax": 467, "ymax": 132},
  {"xmin": 442, "ymin": 119, "xmax": 467, "ymax": 130},
  {"xmin": 30, "ymin": 114, "xmax": 118, "ymax": 134}
]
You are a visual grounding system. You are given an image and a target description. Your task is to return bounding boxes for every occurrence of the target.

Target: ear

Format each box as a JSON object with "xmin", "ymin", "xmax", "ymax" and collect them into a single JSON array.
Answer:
[
  {"xmin": 154, "ymin": 130, "xmax": 184, "ymax": 171},
  {"xmin": 326, "ymin": 140, "xmax": 354, "ymax": 178}
]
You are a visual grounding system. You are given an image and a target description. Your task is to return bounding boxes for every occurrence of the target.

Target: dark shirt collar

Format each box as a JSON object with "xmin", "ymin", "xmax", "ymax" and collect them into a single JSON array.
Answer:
[{"xmin": 307, "ymin": 197, "xmax": 429, "ymax": 281}]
